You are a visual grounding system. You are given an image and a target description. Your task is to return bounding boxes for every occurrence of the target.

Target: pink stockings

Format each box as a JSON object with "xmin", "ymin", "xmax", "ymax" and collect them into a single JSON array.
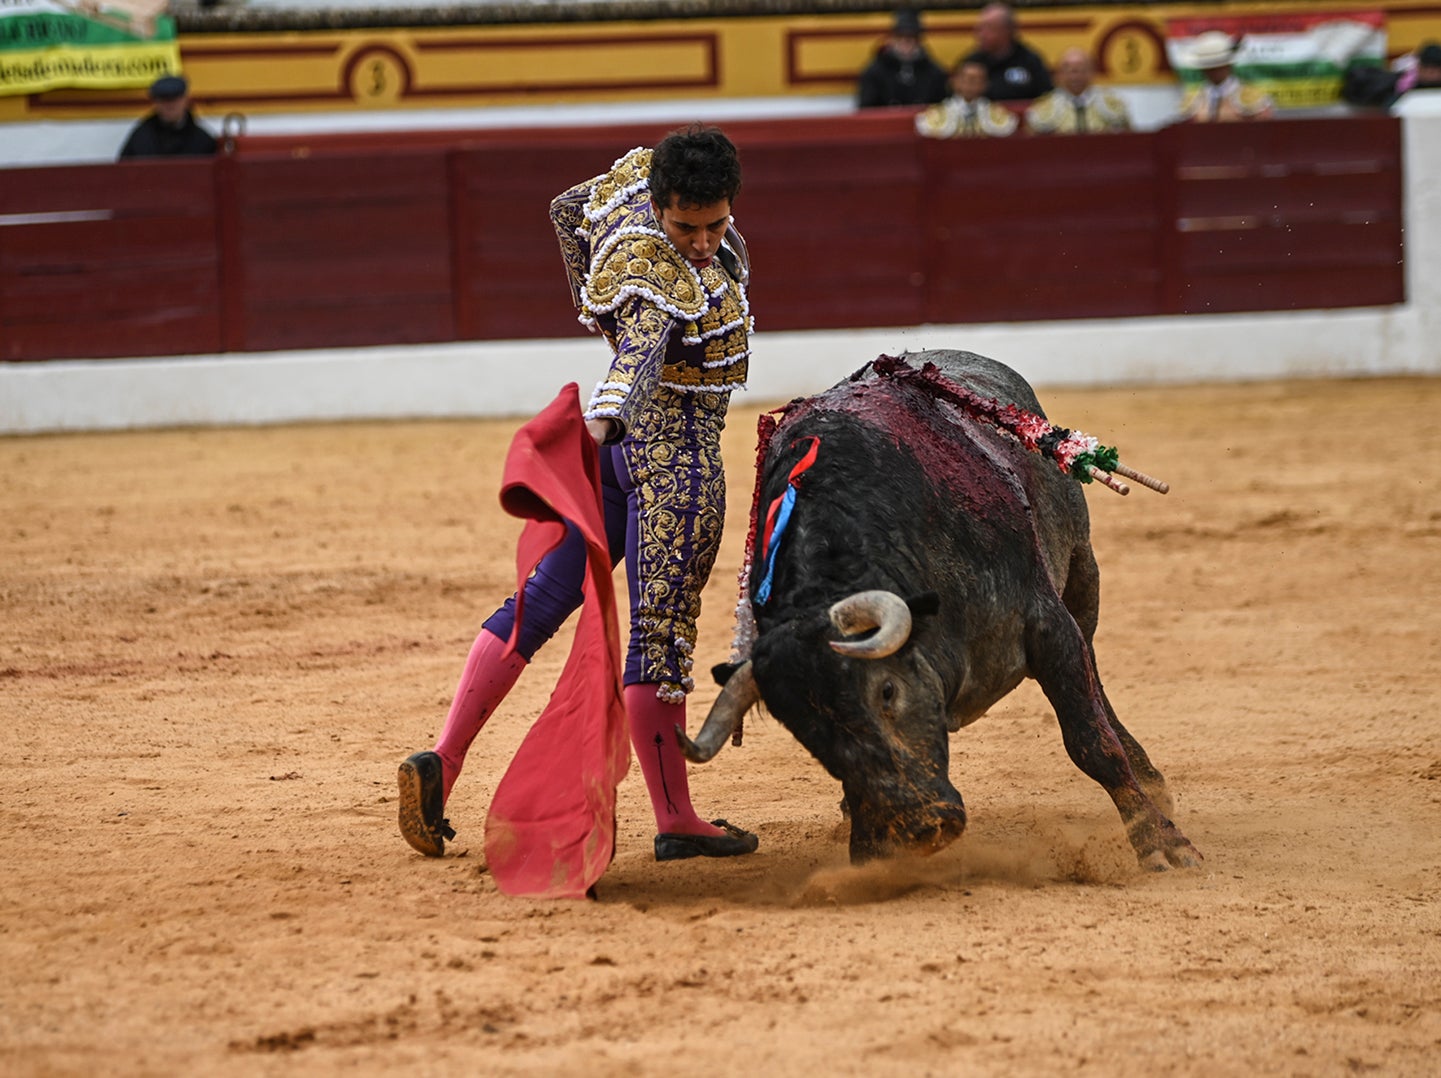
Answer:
[
  {"xmin": 433, "ymin": 629, "xmax": 527, "ymax": 802},
  {"xmin": 624, "ymin": 683, "xmax": 725, "ymax": 838},
  {"xmin": 434, "ymin": 631, "xmax": 721, "ymax": 837}
]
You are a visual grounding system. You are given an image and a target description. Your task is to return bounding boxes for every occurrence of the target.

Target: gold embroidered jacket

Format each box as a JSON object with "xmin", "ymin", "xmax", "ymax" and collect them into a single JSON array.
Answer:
[
  {"xmin": 1024, "ymin": 89, "xmax": 1132, "ymax": 134},
  {"xmin": 1176, "ymin": 78, "xmax": 1276, "ymax": 122},
  {"xmin": 549, "ymin": 148, "xmax": 753, "ymax": 438},
  {"xmin": 914, "ymin": 96, "xmax": 1018, "ymax": 139}
]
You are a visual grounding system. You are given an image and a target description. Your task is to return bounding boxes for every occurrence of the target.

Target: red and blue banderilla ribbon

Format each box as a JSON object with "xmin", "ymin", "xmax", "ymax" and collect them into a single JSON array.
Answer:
[{"xmin": 756, "ymin": 436, "xmax": 820, "ymax": 605}]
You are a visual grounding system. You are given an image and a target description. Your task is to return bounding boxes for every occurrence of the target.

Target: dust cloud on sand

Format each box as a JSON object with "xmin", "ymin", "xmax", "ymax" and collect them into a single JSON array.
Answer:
[{"xmin": 2, "ymin": 375, "xmax": 1439, "ymax": 1075}]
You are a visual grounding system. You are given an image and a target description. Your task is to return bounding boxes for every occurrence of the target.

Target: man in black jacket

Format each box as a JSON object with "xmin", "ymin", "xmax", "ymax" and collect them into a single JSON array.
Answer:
[
  {"xmin": 857, "ymin": 8, "xmax": 950, "ymax": 109},
  {"xmin": 118, "ymin": 75, "xmax": 218, "ymax": 159},
  {"xmin": 964, "ymin": 2, "xmax": 1052, "ymax": 102}
]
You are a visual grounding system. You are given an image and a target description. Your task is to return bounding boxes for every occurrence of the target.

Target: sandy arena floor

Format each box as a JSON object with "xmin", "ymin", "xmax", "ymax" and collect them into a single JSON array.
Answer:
[{"xmin": 2, "ymin": 371, "xmax": 1439, "ymax": 1076}]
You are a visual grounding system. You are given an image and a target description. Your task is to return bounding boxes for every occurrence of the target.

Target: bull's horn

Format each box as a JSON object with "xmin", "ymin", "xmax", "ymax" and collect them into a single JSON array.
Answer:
[
  {"xmin": 676, "ymin": 661, "xmax": 760, "ymax": 763},
  {"xmin": 828, "ymin": 590, "xmax": 912, "ymax": 658}
]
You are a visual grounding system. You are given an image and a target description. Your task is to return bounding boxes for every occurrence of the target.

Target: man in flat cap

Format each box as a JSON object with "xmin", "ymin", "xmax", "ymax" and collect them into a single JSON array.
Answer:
[
  {"xmin": 118, "ymin": 75, "xmax": 218, "ymax": 159},
  {"xmin": 857, "ymin": 8, "xmax": 950, "ymax": 108}
]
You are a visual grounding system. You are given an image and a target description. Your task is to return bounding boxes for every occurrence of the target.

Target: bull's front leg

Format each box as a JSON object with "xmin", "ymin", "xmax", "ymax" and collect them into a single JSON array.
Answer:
[
  {"xmin": 1061, "ymin": 548, "xmax": 1177, "ymax": 819},
  {"xmin": 1024, "ymin": 604, "xmax": 1201, "ymax": 871}
]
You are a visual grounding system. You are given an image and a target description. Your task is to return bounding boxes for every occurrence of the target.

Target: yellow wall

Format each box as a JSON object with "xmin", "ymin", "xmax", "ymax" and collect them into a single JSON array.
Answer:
[{"xmin": 5, "ymin": 1, "xmax": 1439, "ymax": 122}]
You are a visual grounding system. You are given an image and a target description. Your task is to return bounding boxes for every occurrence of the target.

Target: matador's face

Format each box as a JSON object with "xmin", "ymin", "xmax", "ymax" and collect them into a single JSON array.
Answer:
[{"xmin": 653, "ymin": 196, "xmax": 732, "ymax": 271}]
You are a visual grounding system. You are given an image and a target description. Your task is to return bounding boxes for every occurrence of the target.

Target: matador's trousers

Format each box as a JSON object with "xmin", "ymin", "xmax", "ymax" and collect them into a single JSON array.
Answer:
[{"xmin": 483, "ymin": 388, "xmax": 728, "ymax": 702}]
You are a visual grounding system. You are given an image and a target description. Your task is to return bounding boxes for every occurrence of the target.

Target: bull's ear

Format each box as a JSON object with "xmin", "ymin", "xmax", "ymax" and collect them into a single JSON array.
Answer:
[
  {"xmin": 712, "ymin": 661, "xmax": 743, "ymax": 686},
  {"xmin": 906, "ymin": 590, "xmax": 941, "ymax": 619}
]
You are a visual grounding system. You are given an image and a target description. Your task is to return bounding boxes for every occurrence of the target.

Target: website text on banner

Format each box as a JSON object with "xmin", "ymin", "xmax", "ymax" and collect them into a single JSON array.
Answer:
[{"xmin": 0, "ymin": 0, "xmax": 179, "ymax": 96}]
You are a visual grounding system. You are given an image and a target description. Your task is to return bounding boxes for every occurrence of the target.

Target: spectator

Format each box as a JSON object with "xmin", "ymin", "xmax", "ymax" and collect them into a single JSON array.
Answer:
[
  {"xmin": 1173, "ymin": 31, "xmax": 1275, "ymax": 123},
  {"xmin": 964, "ymin": 2, "xmax": 1053, "ymax": 102},
  {"xmin": 1395, "ymin": 41, "xmax": 1441, "ymax": 95},
  {"xmin": 1343, "ymin": 41, "xmax": 1441, "ymax": 108},
  {"xmin": 857, "ymin": 8, "xmax": 951, "ymax": 109},
  {"xmin": 1025, "ymin": 48, "xmax": 1132, "ymax": 133},
  {"xmin": 118, "ymin": 75, "xmax": 218, "ymax": 159},
  {"xmin": 915, "ymin": 60, "xmax": 1018, "ymax": 138},
  {"xmin": 1419, "ymin": 41, "xmax": 1441, "ymax": 85}
]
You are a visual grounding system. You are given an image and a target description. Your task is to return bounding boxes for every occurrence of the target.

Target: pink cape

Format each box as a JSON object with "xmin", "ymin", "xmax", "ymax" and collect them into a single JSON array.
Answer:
[{"xmin": 482, "ymin": 386, "xmax": 628, "ymax": 898}]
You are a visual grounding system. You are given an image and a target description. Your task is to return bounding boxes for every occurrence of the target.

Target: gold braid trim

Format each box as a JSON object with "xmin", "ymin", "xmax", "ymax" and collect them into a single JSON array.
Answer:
[
  {"xmin": 661, "ymin": 263, "xmax": 750, "ymax": 390},
  {"xmin": 581, "ymin": 149, "xmax": 710, "ymax": 323},
  {"xmin": 583, "ymin": 227, "xmax": 709, "ymax": 322}
]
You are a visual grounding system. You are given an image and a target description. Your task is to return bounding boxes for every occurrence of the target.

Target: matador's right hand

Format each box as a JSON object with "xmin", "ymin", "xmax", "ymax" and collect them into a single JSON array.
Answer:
[{"xmin": 585, "ymin": 417, "xmax": 617, "ymax": 445}]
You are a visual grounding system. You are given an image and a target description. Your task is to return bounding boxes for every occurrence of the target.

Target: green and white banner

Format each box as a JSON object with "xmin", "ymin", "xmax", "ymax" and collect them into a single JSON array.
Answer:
[
  {"xmin": 1167, "ymin": 11, "xmax": 1387, "ymax": 109},
  {"xmin": 0, "ymin": 0, "xmax": 179, "ymax": 96}
]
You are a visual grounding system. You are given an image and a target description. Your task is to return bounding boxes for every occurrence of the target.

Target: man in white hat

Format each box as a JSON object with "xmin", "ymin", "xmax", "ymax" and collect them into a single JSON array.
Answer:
[{"xmin": 1174, "ymin": 31, "xmax": 1275, "ymax": 122}]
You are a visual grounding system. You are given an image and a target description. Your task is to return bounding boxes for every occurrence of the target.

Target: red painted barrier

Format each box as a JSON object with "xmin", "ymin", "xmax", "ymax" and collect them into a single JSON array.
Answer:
[
  {"xmin": 1161, "ymin": 118, "xmax": 1403, "ymax": 315},
  {"xmin": 922, "ymin": 132, "xmax": 1162, "ymax": 323},
  {"xmin": 0, "ymin": 160, "xmax": 222, "ymax": 361},
  {"xmin": 0, "ymin": 113, "xmax": 1403, "ymax": 363},
  {"xmin": 226, "ymin": 150, "xmax": 456, "ymax": 351}
]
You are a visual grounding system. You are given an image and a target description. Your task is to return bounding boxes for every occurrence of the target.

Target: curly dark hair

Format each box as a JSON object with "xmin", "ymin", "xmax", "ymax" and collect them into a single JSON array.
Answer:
[{"xmin": 649, "ymin": 124, "xmax": 742, "ymax": 210}]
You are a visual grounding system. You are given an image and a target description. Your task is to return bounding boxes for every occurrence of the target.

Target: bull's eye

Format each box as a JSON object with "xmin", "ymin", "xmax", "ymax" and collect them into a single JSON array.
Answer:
[{"xmin": 881, "ymin": 680, "xmax": 896, "ymax": 704}]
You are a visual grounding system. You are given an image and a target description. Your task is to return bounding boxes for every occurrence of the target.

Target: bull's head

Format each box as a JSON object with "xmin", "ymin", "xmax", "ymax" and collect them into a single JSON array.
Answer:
[{"xmin": 680, "ymin": 589, "xmax": 966, "ymax": 863}]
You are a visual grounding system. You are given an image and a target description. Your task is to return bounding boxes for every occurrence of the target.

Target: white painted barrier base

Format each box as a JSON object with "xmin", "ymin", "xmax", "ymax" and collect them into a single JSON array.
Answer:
[{"xmin": 3, "ymin": 109, "xmax": 1437, "ymax": 435}]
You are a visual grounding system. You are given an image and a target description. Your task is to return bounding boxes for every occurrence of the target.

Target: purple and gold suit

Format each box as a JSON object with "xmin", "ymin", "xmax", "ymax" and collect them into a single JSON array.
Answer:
[{"xmin": 483, "ymin": 148, "xmax": 753, "ymax": 703}]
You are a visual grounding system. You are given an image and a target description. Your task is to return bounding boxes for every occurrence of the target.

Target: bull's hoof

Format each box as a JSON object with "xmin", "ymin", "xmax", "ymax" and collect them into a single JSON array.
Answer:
[
  {"xmin": 1125, "ymin": 803, "xmax": 1202, "ymax": 872},
  {"xmin": 1136, "ymin": 835, "xmax": 1203, "ymax": 872}
]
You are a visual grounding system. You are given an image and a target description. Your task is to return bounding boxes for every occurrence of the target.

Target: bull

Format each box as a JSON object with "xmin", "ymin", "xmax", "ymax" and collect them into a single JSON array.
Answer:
[{"xmin": 681, "ymin": 350, "xmax": 1200, "ymax": 871}]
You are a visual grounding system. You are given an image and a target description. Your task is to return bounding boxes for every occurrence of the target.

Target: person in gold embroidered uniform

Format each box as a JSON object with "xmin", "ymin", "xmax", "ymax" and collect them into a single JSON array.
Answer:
[
  {"xmin": 1025, "ymin": 48, "xmax": 1132, "ymax": 134},
  {"xmin": 915, "ymin": 60, "xmax": 1019, "ymax": 139},
  {"xmin": 397, "ymin": 126, "xmax": 761, "ymax": 864},
  {"xmin": 1173, "ymin": 31, "xmax": 1275, "ymax": 123}
]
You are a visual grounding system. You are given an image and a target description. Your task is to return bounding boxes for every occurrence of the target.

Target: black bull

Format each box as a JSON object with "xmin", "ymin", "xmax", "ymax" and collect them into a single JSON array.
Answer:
[{"xmin": 680, "ymin": 350, "xmax": 1200, "ymax": 871}]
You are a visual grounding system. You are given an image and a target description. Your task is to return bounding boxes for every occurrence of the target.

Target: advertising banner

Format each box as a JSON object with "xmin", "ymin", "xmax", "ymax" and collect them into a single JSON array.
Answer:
[
  {"xmin": 0, "ymin": 0, "xmax": 180, "ymax": 96},
  {"xmin": 1166, "ymin": 11, "xmax": 1387, "ymax": 109}
]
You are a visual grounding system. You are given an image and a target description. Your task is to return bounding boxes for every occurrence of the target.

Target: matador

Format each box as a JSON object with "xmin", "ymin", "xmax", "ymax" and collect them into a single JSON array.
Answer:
[{"xmin": 397, "ymin": 128, "xmax": 762, "ymax": 866}]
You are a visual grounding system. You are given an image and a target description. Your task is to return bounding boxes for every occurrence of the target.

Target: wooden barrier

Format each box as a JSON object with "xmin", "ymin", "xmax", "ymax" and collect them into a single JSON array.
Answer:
[
  {"xmin": 0, "ymin": 113, "xmax": 1403, "ymax": 363},
  {"xmin": 1160, "ymin": 118, "xmax": 1403, "ymax": 314},
  {"xmin": 0, "ymin": 161, "xmax": 222, "ymax": 361},
  {"xmin": 222, "ymin": 150, "xmax": 456, "ymax": 352},
  {"xmin": 922, "ymin": 132, "xmax": 1163, "ymax": 323}
]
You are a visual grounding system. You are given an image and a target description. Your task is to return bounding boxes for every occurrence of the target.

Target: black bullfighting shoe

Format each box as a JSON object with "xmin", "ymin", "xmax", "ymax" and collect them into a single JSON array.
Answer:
[
  {"xmin": 397, "ymin": 750, "xmax": 455, "ymax": 857},
  {"xmin": 654, "ymin": 819, "xmax": 759, "ymax": 862}
]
